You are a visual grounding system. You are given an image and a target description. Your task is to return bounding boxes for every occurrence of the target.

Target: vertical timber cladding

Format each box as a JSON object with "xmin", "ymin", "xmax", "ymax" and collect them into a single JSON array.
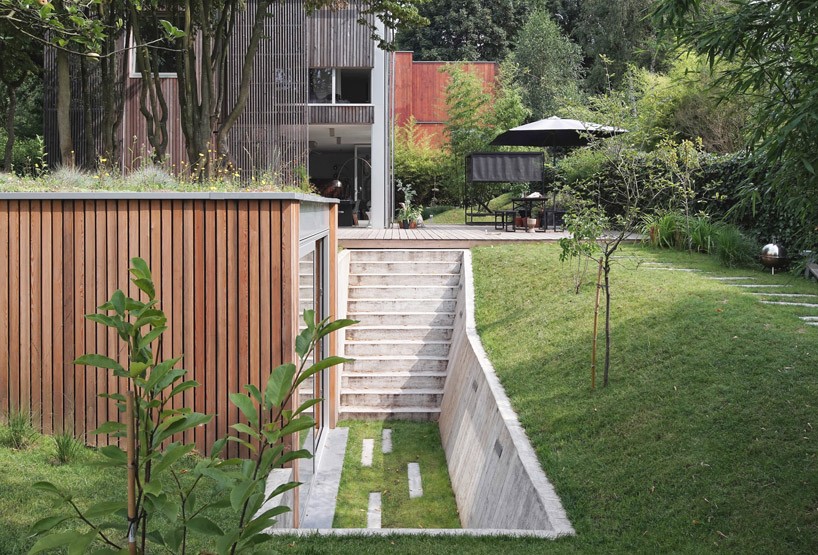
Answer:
[
  {"xmin": 227, "ymin": 0, "xmax": 308, "ymax": 183},
  {"xmin": 0, "ymin": 195, "xmax": 310, "ymax": 457}
]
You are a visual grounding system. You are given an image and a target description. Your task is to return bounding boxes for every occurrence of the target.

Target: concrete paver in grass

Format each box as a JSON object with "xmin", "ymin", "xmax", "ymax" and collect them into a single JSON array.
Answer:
[
  {"xmin": 367, "ymin": 493, "xmax": 382, "ymax": 529},
  {"xmin": 408, "ymin": 463, "xmax": 423, "ymax": 499},
  {"xmin": 382, "ymin": 429, "xmax": 392, "ymax": 454},
  {"xmin": 361, "ymin": 439, "xmax": 374, "ymax": 467}
]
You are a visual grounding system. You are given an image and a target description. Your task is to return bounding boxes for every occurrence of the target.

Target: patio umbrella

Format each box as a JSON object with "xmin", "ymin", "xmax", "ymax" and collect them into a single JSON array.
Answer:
[{"xmin": 489, "ymin": 116, "xmax": 628, "ymax": 148}]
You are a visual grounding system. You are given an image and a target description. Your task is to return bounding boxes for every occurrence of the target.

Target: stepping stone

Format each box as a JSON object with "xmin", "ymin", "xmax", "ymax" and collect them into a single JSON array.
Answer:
[
  {"xmin": 760, "ymin": 301, "xmax": 818, "ymax": 308},
  {"xmin": 382, "ymin": 429, "xmax": 393, "ymax": 454},
  {"xmin": 730, "ymin": 284, "xmax": 790, "ymax": 288},
  {"xmin": 799, "ymin": 316, "xmax": 818, "ymax": 321},
  {"xmin": 749, "ymin": 293, "xmax": 818, "ymax": 298},
  {"xmin": 408, "ymin": 463, "xmax": 423, "ymax": 499},
  {"xmin": 807, "ymin": 323, "xmax": 818, "ymax": 327},
  {"xmin": 361, "ymin": 439, "xmax": 374, "ymax": 467},
  {"xmin": 367, "ymin": 493, "xmax": 382, "ymax": 529},
  {"xmin": 709, "ymin": 276, "xmax": 755, "ymax": 281}
]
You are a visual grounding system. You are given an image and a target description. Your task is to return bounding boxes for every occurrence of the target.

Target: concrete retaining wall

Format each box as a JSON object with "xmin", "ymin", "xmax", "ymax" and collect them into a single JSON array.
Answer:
[{"xmin": 439, "ymin": 250, "xmax": 574, "ymax": 534}]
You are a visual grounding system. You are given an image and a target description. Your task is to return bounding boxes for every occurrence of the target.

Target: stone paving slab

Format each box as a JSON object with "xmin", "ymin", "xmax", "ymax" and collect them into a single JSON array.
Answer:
[
  {"xmin": 361, "ymin": 438, "xmax": 374, "ymax": 467},
  {"xmin": 382, "ymin": 429, "xmax": 393, "ymax": 454},
  {"xmin": 408, "ymin": 463, "xmax": 423, "ymax": 499},
  {"xmin": 301, "ymin": 427, "xmax": 349, "ymax": 529},
  {"xmin": 367, "ymin": 493, "xmax": 382, "ymax": 529}
]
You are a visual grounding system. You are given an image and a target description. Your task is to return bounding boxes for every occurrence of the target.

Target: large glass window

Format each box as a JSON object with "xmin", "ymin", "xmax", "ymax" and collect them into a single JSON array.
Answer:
[{"xmin": 309, "ymin": 68, "xmax": 371, "ymax": 104}]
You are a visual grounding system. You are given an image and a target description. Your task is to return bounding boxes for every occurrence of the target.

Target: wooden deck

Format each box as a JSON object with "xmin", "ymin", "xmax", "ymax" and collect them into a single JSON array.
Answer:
[{"xmin": 338, "ymin": 224, "xmax": 571, "ymax": 248}]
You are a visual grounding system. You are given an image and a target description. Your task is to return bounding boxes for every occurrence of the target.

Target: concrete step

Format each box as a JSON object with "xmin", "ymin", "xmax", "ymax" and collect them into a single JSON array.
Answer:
[
  {"xmin": 341, "ymin": 389, "xmax": 444, "ymax": 408},
  {"xmin": 344, "ymin": 356, "xmax": 449, "ymax": 373},
  {"xmin": 350, "ymin": 250, "xmax": 463, "ymax": 262},
  {"xmin": 345, "ymin": 341, "xmax": 450, "ymax": 358},
  {"xmin": 349, "ymin": 273, "xmax": 461, "ymax": 287},
  {"xmin": 339, "ymin": 406, "xmax": 441, "ymax": 422},
  {"xmin": 346, "ymin": 326, "xmax": 453, "ymax": 342},
  {"xmin": 348, "ymin": 285, "xmax": 458, "ymax": 300},
  {"xmin": 342, "ymin": 372, "xmax": 447, "ymax": 390},
  {"xmin": 347, "ymin": 298, "xmax": 456, "ymax": 313},
  {"xmin": 350, "ymin": 261, "xmax": 461, "ymax": 275},
  {"xmin": 347, "ymin": 312, "xmax": 456, "ymax": 327}
]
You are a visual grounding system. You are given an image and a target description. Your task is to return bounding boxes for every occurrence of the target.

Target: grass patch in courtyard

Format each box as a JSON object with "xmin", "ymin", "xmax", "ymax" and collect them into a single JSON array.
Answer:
[{"xmin": 333, "ymin": 421, "xmax": 460, "ymax": 528}]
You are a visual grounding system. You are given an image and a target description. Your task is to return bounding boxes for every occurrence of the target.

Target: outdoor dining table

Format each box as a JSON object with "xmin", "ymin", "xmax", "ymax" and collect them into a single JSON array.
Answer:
[{"xmin": 504, "ymin": 197, "xmax": 566, "ymax": 232}]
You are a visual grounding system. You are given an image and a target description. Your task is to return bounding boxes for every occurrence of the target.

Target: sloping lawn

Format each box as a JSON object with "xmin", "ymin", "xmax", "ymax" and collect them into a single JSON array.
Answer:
[{"xmin": 3, "ymin": 244, "xmax": 817, "ymax": 553}]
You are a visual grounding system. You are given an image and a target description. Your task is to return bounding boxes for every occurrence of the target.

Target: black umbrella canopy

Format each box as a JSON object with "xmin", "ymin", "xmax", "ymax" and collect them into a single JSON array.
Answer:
[{"xmin": 490, "ymin": 116, "xmax": 628, "ymax": 147}]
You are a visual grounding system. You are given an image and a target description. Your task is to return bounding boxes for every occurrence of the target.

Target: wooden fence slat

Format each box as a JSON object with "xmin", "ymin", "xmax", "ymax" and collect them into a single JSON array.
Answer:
[
  {"xmin": 95, "ymin": 201, "xmax": 107, "ymax": 436},
  {"xmin": 41, "ymin": 201, "xmax": 53, "ymax": 433},
  {"xmin": 74, "ymin": 203, "xmax": 85, "ymax": 439},
  {"xmin": 8, "ymin": 202, "xmax": 19, "ymax": 414},
  {"xmin": 249, "ymin": 202, "xmax": 260, "ymax": 419},
  {"xmin": 205, "ymin": 201, "xmax": 217, "ymax": 450},
  {"xmin": 31, "ymin": 202, "xmax": 42, "ymax": 429},
  {"xmin": 52, "ymin": 204, "xmax": 64, "ymax": 434},
  {"xmin": 259, "ymin": 202, "xmax": 271, "ymax": 405},
  {"xmin": 19, "ymin": 201, "xmax": 31, "ymax": 415},
  {"xmin": 216, "ymin": 202, "xmax": 228, "ymax": 446},
  {"xmin": 183, "ymin": 201, "xmax": 197, "ymax": 446},
  {"xmin": 84, "ymin": 201, "xmax": 96, "ymax": 440},
  {"xmin": 226, "ymin": 202, "xmax": 238, "ymax": 458},
  {"xmin": 105, "ymin": 201, "xmax": 118, "ymax": 441},
  {"xmin": 62, "ymin": 202, "xmax": 74, "ymax": 435},
  {"xmin": 0, "ymin": 202, "xmax": 9, "ymax": 416},
  {"xmin": 237, "ymin": 202, "xmax": 250, "ymax": 459},
  {"xmin": 193, "ymin": 201, "xmax": 206, "ymax": 448}
]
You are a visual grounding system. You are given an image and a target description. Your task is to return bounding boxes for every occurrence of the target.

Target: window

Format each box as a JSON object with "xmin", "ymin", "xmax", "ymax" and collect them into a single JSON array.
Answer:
[
  {"xmin": 309, "ymin": 68, "xmax": 371, "ymax": 104},
  {"xmin": 130, "ymin": 24, "xmax": 179, "ymax": 78}
]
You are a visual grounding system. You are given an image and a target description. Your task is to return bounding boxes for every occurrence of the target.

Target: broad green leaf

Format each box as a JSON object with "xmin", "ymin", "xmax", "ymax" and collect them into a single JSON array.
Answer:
[
  {"xmin": 145, "ymin": 356, "xmax": 182, "ymax": 391},
  {"xmin": 74, "ymin": 354, "xmax": 124, "ymax": 374},
  {"xmin": 226, "ymin": 436, "xmax": 257, "ymax": 454},
  {"xmin": 169, "ymin": 380, "xmax": 199, "ymax": 398},
  {"xmin": 186, "ymin": 516, "xmax": 223, "ymax": 536},
  {"xmin": 302, "ymin": 309, "xmax": 315, "ymax": 330},
  {"xmin": 110, "ymin": 289, "xmax": 126, "ymax": 316},
  {"xmin": 265, "ymin": 481, "xmax": 299, "ymax": 502},
  {"xmin": 244, "ymin": 384, "xmax": 262, "ymax": 404},
  {"xmin": 85, "ymin": 313, "xmax": 118, "ymax": 328},
  {"xmin": 31, "ymin": 481, "xmax": 63, "ymax": 497},
  {"xmin": 152, "ymin": 442, "xmax": 195, "ymax": 475},
  {"xmin": 230, "ymin": 422, "xmax": 261, "ymax": 440},
  {"xmin": 240, "ymin": 506, "xmax": 290, "ymax": 539},
  {"xmin": 28, "ymin": 531, "xmax": 78, "ymax": 554},
  {"xmin": 230, "ymin": 479, "xmax": 256, "ymax": 511},
  {"xmin": 154, "ymin": 413, "xmax": 211, "ymax": 446},
  {"xmin": 129, "ymin": 257, "xmax": 150, "ymax": 280},
  {"xmin": 142, "ymin": 480, "xmax": 162, "ymax": 496},
  {"xmin": 98, "ymin": 392, "xmax": 126, "ymax": 402},
  {"xmin": 85, "ymin": 500, "xmax": 127, "ymax": 519},
  {"xmin": 67, "ymin": 530, "xmax": 97, "ymax": 555},
  {"xmin": 132, "ymin": 278, "xmax": 155, "ymax": 299},
  {"xmin": 259, "ymin": 444, "xmax": 284, "ymax": 471},
  {"xmin": 216, "ymin": 530, "xmax": 240, "ymax": 554},
  {"xmin": 90, "ymin": 421, "xmax": 126, "ymax": 436},
  {"xmin": 293, "ymin": 397, "xmax": 322, "ymax": 417},
  {"xmin": 137, "ymin": 326, "xmax": 167, "ymax": 351},
  {"xmin": 264, "ymin": 363, "xmax": 296, "ymax": 409},
  {"xmin": 129, "ymin": 362, "xmax": 149, "ymax": 378},
  {"xmin": 280, "ymin": 417, "xmax": 314, "ymax": 437},
  {"xmin": 164, "ymin": 527, "xmax": 184, "ymax": 552},
  {"xmin": 279, "ymin": 448, "xmax": 312, "ymax": 466},
  {"xmin": 294, "ymin": 355, "xmax": 352, "ymax": 388},
  {"xmin": 29, "ymin": 515, "xmax": 71, "ymax": 534},
  {"xmin": 317, "ymin": 318, "xmax": 358, "ymax": 339},
  {"xmin": 295, "ymin": 330, "xmax": 311, "ymax": 357},
  {"xmin": 229, "ymin": 393, "xmax": 259, "ymax": 429},
  {"xmin": 98, "ymin": 445, "xmax": 127, "ymax": 465}
]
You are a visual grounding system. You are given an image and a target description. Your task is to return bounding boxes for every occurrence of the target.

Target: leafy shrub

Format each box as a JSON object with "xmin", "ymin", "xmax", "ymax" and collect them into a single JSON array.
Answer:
[
  {"xmin": 393, "ymin": 118, "xmax": 448, "ymax": 205},
  {"xmin": 53, "ymin": 431, "xmax": 84, "ymax": 464},
  {"xmin": 689, "ymin": 214, "xmax": 719, "ymax": 253},
  {"xmin": 3, "ymin": 408, "xmax": 38, "ymax": 450},
  {"xmin": 0, "ymin": 132, "xmax": 46, "ymax": 176},
  {"xmin": 714, "ymin": 224, "xmax": 758, "ymax": 268}
]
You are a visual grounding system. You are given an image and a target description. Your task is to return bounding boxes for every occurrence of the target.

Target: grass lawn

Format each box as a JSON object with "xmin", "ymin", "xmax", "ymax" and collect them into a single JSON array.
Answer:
[
  {"xmin": 3, "ymin": 244, "xmax": 817, "ymax": 553},
  {"xmin": 333, "ymin": 421, "xmax": 459, "ymax": 528},
  {"xmin": 424, "ymin": 194, "xmax": 516, "ymax": 225}
]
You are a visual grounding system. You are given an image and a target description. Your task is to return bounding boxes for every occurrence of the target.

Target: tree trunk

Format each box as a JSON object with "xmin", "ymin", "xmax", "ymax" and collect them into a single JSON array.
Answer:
[
  {"xmin": 130, "ymin": 8, "xmax": 169, "ymax": 164},
  {"xmin": 55, "ymin": 49, "xmax": 74, "ymax": 167},
  {"xmin": 3, "ymin": 85, "xmax": 17, "ymax": 172},
  {"xmin": 80, "ymin": 57, "xmax": 95, "ymax": 168}
]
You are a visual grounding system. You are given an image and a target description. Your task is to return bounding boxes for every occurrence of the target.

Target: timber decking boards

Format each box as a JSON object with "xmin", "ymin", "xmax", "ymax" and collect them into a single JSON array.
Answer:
[{"xmin": 338, "ymin": 224, "xmax": 570, "ymax": 248}]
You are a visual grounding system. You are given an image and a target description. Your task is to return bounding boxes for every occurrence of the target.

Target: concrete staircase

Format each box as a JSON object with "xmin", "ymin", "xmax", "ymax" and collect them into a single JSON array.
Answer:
[{"xmin": 341, "ymin": 249, "xmax": 463, "ymax": 421}]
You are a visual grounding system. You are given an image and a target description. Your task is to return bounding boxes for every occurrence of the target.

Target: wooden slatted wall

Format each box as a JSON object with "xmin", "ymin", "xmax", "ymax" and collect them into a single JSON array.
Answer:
[{"xmin": 0, "ymin": 198, "xmax": 308, "ymax": 456}]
